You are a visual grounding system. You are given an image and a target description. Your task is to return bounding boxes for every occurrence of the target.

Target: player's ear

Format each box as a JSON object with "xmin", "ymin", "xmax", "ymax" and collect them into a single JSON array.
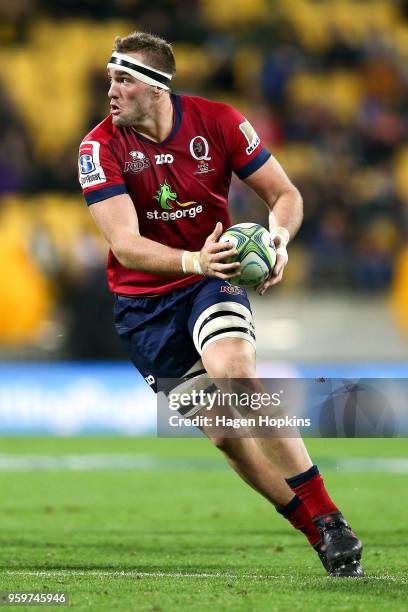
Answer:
[{"xmin": 152, "ymin": 86, "xmax": 162, "ymax": 99}]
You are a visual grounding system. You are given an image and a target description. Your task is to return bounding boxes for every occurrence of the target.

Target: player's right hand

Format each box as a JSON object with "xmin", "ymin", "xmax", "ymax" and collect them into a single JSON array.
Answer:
[{"xmin": 199, "ymin": 222, "xmax": 241, "ymax": 280}]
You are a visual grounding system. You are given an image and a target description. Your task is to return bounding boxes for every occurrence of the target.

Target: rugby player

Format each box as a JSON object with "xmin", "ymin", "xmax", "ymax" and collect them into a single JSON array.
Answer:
[{"xmin": 78, "ymin": 31, "xmax": 364, "ymax": 577}]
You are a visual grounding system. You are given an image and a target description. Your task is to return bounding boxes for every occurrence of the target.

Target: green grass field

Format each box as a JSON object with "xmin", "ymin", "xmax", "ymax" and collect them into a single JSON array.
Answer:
[{"xmin": 0, "ymin": 437, "xmax": 407, "ymax": 611}]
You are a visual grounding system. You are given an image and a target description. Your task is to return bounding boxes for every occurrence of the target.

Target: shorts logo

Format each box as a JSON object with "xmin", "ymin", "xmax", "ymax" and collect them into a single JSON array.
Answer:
[
  {"xmin": 146, "ymin": 179, "xmax": 203, "ymax": 221},
  {"xmin": 78, "ymin": 141, "xmax": 106, "ymax": 187},
  {"xmin": 220, "ymin": 284, "xmax": 244, "ymax": 295},
  {"xmin": 190, "ymin": 136, "xmax": 211, "ymax": 161},
  {"xmin": 124, "ymin": 150, "xmax": 150, "ymax": 173},
  {"xmin": 239, "ymin": 120, "xmax": 260, "ymax": 155}
]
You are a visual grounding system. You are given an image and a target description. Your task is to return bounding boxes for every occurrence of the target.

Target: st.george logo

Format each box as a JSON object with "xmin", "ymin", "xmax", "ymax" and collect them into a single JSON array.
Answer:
[
  {"xmin": 154, "ymin": 179, "xmax": 195, "ymax": 210},
  {"xmin": 146, "ymin": 179, "xmax": 203, "ymax": 221}
]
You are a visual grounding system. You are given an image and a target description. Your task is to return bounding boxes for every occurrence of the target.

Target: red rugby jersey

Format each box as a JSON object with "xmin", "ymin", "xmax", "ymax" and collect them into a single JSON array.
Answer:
[{"xmin": 78, "ymin": 94, "xmax": 271, "ymax": 296}]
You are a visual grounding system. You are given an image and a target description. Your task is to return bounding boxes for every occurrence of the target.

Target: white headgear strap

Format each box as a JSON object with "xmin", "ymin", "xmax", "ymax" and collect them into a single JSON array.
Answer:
[{"xmin": 107, "ymin": 52, "xmax": 172, "ymax": 90}]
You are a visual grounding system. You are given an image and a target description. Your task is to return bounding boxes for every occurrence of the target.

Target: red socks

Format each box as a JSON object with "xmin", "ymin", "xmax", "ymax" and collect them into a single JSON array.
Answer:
[
  {"xmin": 286, "ymin": 465, "xmax": 339, "ymax": 520},
  {"xmin": 277, "ymin": 465, "xmax": 340, "ymax": 548},
  {"xmin": 276, "ymin": 495, "xmax": 321, "ymax": 546}
]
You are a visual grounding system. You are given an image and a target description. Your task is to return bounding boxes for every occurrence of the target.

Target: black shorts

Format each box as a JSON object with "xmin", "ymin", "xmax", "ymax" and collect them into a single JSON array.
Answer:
[{"xmin": 114, "ymin": 278, "xmax": 255, "ymax": 392}]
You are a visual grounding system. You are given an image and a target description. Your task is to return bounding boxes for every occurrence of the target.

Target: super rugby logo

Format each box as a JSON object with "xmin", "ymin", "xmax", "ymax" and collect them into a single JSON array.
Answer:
[
  {"xmin": 124, "ymin": 150, "xmax": 150, "ymax": 173},
  {"xmin": 79, "ymin": 153, "xmax": 95, "ymax": 174},
  {"xmin": 78, "ymin": 141, "xmax": 106, "ymax": 187},
  {"xmin": 146, "ymin": 179, "xmax": 203, "ymax": 221}
]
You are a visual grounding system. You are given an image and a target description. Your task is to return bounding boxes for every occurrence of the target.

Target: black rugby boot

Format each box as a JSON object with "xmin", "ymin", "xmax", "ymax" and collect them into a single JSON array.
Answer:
[{"xmin": 314, "ymin": 512, "xmax": 364, "ymax": 577}]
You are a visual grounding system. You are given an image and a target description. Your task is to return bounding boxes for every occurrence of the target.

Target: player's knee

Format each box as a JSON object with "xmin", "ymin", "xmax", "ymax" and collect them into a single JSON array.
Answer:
[
  {"xmin": 208, "ymin": 358, "xmax": 255, "ymax": 378},
  {"xmin": 225, "ymin": 354, "xmax": 256, "ymax": 378},
  {"xmin": 214, "ymin": 355, "xmax": 255, "ymax": 378},
  {"xmin": 203, "ymin": 339, "xmax": 256, "ymax": 379}
]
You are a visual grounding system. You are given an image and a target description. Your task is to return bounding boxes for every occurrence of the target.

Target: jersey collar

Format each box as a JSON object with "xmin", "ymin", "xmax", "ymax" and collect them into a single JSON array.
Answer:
[{"xmin": 134, "ymin": 94, "xmax": 182, "ymax": 146}]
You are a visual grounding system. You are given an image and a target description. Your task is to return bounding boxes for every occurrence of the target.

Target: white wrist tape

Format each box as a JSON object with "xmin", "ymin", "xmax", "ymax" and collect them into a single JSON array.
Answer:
[
  {"xmin": 276, "ymin": 244, "xmax": 289, "ymax": 262},
  {"xmin": 181, "ymin": 251, "xmax": 203, "ymax": 275},
  {"xmin": 193, "ymin": 253, "xmax": 204, "ymax": 275},
  {"xmin": 181, "ymin": 251, "xmax": 189, "ymax": 274},
  {"xmin": 270, "ymin": 226, "xmax": 290, "ymax": 246},
  {"xmin": 270, "ymin": 227, "xmax": 289, "ymax": 263}
]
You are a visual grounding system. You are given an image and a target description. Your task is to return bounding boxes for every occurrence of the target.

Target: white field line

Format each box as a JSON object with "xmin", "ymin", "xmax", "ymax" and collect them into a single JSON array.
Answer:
[
  {"xmin": 2, "ymin": 570, "xmax": 406, "ymax": 582},
  {"xmin": 0, "ymin": 455, "xmax": 225, "ymax": 472},
  {"xmin": 0, "ymin": 454, "xmax": 170, "ymax": 472},
  {"xmin": 0, "ymin": 454, "xmax": 407, "ymax": 473}
]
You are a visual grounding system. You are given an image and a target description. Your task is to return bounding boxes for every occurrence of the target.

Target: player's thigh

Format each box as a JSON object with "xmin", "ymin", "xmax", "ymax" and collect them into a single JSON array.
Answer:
[
  {"xmin": 114, "ymin": 290, "xmax": 202, "ymax": 392},
  {"xmin": 188, "ymin": 278, "xmax": 256, "ymax": 375}
]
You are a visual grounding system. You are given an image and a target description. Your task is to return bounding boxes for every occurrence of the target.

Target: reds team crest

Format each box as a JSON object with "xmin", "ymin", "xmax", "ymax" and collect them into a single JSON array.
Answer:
[{"xmin": 124, "ymin": 150, "xmax": 150, "ymax": 173}]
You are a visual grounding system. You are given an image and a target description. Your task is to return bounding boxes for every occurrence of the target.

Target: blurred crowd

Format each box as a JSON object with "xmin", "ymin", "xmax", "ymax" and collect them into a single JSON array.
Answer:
[{"xmin": 1, "ymin": 0, "xmax": 408, "ymax": 353}]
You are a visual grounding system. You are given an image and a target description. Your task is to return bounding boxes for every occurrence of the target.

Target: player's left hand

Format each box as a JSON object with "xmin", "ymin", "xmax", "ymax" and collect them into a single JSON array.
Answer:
[{"xmin": 256, "ymin": 234, "xmax": 288, "ymax": 295}]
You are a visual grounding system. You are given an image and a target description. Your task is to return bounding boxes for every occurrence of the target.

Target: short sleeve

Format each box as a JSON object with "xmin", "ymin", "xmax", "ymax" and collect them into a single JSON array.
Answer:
[
  {"xmin": 78, "ymin": 139, "xmax": 128, "ymax": 205},
  {"xmin": 220, "ymin": 106, "xmax": 271, "ymax": 180}
]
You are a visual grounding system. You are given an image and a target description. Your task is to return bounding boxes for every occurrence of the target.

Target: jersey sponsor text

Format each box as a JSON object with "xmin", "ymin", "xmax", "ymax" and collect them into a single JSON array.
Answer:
[{"xmin": 146, "ymin": 205, "xmax": 203, "ymax": 221}]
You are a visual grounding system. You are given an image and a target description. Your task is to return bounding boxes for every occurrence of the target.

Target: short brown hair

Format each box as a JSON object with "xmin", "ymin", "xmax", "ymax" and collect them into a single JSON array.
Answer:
[{"xmin": 114, "ymin": 32, "xmax": 176, "ymax": 76}]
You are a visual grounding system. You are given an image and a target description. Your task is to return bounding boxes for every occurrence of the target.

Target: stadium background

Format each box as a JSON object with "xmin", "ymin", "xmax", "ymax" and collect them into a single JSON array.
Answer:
[{"xmin": 0, "ymin": 2, "xmax": 407, "ymax": 609}]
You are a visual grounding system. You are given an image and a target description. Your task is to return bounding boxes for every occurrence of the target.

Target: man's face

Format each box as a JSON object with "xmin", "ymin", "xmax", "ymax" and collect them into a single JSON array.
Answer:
[{"xmin": 108, "ymin": 53, "xmax": 156, "ymax": 127}]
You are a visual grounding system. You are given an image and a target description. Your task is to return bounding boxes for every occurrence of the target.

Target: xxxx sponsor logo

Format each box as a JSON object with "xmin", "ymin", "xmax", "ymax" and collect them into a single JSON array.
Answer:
[
  {"xmin": 146, "ymin": 179, "xmax": 203, "ymax": 221},
  {"xmin": 239, "ymin": 120, "xmax": 260, "ymax": 155}
]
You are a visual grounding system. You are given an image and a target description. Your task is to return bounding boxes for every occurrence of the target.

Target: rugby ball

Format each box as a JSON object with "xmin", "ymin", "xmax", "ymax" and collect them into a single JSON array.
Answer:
[{"xmin": 219, "ymin": 223, "xmax": 276, "ymax": 287}]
